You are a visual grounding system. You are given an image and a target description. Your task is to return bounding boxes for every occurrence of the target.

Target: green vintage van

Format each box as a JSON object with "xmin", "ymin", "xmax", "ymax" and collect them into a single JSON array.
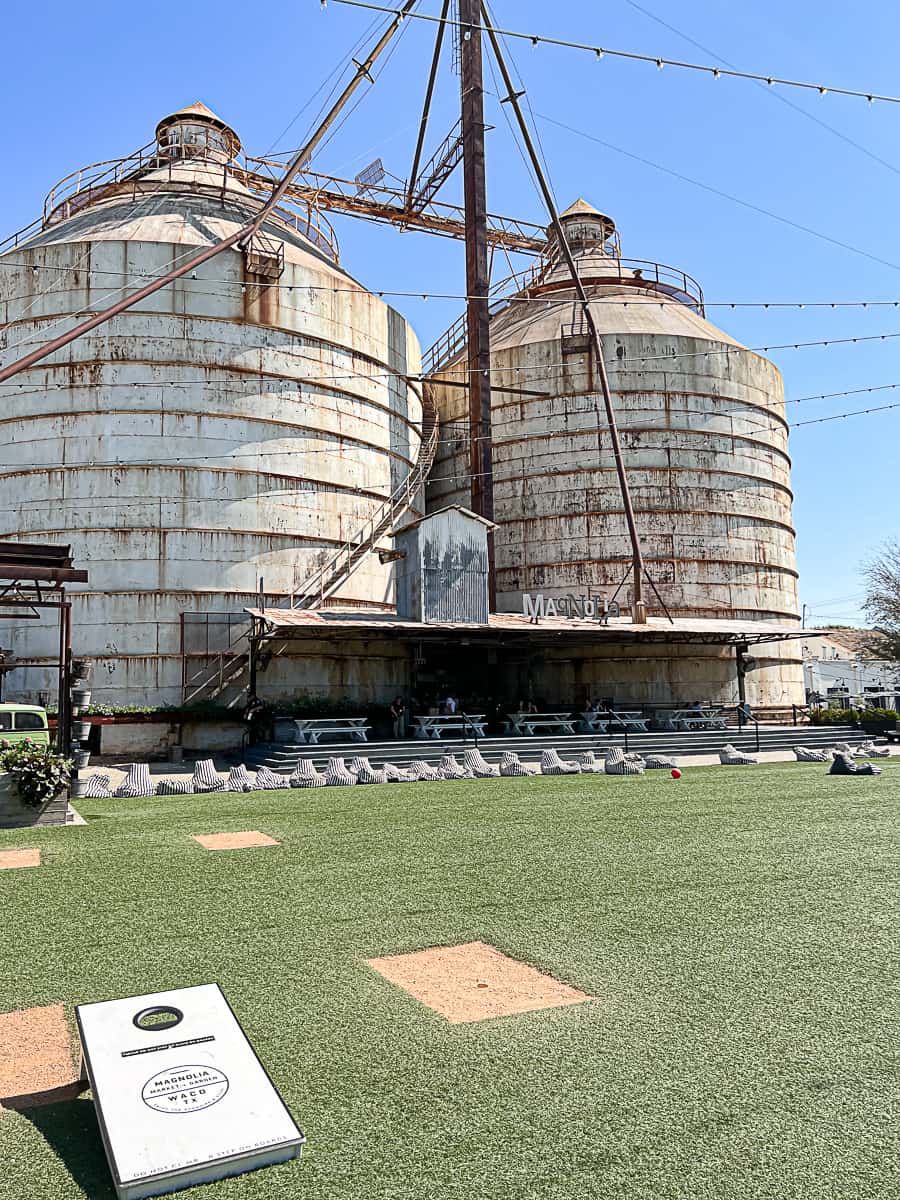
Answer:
[{"xmin": 0, "ymin": 704, "xmax": 50, "ymax": 746}]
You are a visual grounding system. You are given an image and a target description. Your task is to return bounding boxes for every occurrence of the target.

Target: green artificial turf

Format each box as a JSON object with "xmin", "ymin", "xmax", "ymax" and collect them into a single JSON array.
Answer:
[{"xmin": 0, "ymin": 764, "xmax": 897, "ymax": 1199}]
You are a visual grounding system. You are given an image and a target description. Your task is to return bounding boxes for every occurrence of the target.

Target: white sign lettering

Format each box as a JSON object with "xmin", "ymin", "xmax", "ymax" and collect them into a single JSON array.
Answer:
[
  {"xmin": 77, "ymin": 984, "xmax": 304, "ymax": 1200},
  {"xmin": 522, "ymin": 593, "xmax": 621, "ymax": 625}
]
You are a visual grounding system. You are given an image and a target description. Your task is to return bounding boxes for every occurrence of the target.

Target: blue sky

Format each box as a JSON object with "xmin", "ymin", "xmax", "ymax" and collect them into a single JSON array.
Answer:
[{"xmin": 3, "ymin": 0, "xmax": 899, "ymax": 626}]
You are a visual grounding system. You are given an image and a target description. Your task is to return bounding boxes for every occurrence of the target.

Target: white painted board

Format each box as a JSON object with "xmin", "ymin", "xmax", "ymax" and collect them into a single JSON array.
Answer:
[{"xmin": 76, "ymin": 983, "xmax": 305, "ymax": 1200}]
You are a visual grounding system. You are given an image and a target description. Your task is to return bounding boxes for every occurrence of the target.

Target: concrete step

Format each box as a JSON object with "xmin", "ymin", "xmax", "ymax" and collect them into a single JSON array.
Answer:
[{"xmin": 241, "ymin": 725, "xmax": 867, "ymax": 772}]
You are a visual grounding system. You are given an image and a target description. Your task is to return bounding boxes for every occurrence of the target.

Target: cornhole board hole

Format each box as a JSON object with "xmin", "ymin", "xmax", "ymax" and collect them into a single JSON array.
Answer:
[{"xmin": 75, "ymin": 983, "xmax": 304, "ymax": 1200}]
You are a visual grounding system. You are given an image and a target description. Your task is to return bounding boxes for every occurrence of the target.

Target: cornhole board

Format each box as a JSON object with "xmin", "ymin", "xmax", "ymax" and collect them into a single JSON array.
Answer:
[{"xmin": 75, "ymin": 983, "xmax": 304, "ymax": 1200}]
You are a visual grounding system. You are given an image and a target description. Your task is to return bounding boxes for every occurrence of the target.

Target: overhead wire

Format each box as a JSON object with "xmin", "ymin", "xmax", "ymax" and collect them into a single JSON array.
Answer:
[
  {"xmin": 328, "ymin": 0, "xmax": 900, "ymax": 106},
  {"xmin": 529, "ymin": 110, "xmax": 900, "ymax": 277},
  {"xmin": 10, "ymin": 259, "xmax": 900, "ymax": 311},
  {"xmin": 262, "ymin": 7, "xmax": 384, "ymax": 157},
  {"xmin": 620, "ymin": 0, "xmax": 900, "ymax": 181}
]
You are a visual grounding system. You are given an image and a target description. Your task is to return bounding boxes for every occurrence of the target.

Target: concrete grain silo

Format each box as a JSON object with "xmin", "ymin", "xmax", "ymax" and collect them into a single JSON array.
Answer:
[
  {"xmin": 425, "ymin": 201, "xmax": 804, "ymax": 709},
  {"xmin": 0, "ymin": 104, "xmax": 423, "ymax": 706}
]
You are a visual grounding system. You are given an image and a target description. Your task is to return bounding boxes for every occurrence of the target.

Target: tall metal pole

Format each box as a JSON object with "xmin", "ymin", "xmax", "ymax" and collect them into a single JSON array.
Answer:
[
  {"xmin": 405, "ymin": 0, "xmax": 451, "ymax": 211},
  {"xmin": 0, "ymin": 0, "xmax": 417, "ymax": 387},
  {"xmin": 460, "ymin": 0, "xmax": 496, "ymax": 608},
  {"xmin": 481, "ymin": 5, "xmax": 647, "ymax": 622}
]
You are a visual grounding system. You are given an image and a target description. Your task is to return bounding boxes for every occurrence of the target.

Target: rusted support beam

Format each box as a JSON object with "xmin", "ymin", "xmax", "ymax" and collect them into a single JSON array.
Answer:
[
  {"xmin": 0, "ymin": 1, "xmax": 417, "ymax": 387},
  {"xmin": 482, "ymin": 2, "xmax": 649, "ymax": 623},
  {"xmin": 405, "ymin": 0, "xmax": 451, "ymax": 211}
]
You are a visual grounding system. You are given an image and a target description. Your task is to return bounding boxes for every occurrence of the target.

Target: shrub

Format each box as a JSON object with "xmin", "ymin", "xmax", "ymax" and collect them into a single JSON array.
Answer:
[
  {"xmin": 809, "ymin": 706, "xmax": 899, "ymax": 726},
  {"xmin": 809, "ymin": 707, "xmax": 860, "ymax": 725},
  {"xmin": 0, "ymin": 740, "xmax": 72, "ymax": 808}
]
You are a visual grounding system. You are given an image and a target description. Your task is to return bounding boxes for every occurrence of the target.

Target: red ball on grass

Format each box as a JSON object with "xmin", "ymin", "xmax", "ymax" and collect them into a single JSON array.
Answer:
[{"xmin": 671, "ymin": 768, "xmax": 682, "ymax": 779}]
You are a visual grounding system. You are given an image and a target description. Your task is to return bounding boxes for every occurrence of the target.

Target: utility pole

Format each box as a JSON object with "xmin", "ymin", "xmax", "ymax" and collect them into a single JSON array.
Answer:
[{"xmin": 459, "ymin": 0, "xmax": 496, "ymax": 608}]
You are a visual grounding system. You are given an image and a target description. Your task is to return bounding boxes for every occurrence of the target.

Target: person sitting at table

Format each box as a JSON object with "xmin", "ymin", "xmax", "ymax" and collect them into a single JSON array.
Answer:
[
  {"xmin": 443, "ymin": 693, "xmax": 458, "ymax": 715},
  {"xmin": 689, "ymin": 700, "xmax": 704, "ymax": 715}
]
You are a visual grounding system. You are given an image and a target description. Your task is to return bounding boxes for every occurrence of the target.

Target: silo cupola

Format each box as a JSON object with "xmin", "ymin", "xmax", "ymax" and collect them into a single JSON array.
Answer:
[
  {"xmin": 549, "ymin": 198, "xmax": 620, "ymax": 259},
  {"xmin": 155, "ymin": 101, "xmax": 241, "ymax": 163}
]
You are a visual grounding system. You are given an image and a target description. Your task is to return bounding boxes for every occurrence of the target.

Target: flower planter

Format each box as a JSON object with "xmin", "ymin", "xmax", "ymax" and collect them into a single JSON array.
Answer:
[
  {"xmin": 71, "ymin": 660, "xmax": 93, "ymax": 681},
  {"xmin": 0, "ymin": 773, "xmax": 68, "ymax": 828},
  {"xmin": 73, "ymin": 720, "xmax": 92, "ymax": 743},
  {"xmin": 71, "ymin": 686, "xmax": 92, "ymax": 708},
  {"xmin": 75, "ymin": 750, "xmax": 91, "ymax": 770},
  {"xmin": 860, "ymin": 720, "xmax": 894, "ymax": 736}
]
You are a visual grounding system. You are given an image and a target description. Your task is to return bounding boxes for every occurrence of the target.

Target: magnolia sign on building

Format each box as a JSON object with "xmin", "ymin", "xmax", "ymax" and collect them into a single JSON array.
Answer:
[{"xmin": 522, "ymin": 593, "xmax": 621, "ymax": 625}]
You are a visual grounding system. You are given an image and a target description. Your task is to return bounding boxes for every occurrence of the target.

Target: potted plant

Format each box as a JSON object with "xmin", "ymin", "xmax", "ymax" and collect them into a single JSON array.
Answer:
[
  {"xmin": 75, "ymin": 749, "xmax": 91, "ymax": 770},
  {"xmin": 71, "ymin": 659, "xmax": 93, "ymax": 682},
  {"xmin": 858, "ymin": 707, "xmax": 899, "ymax": 736},
  {"xmin": 71, "ymin": 683, "xmax": 92, "ymax": 710},
  {"xmin": 0, "ymin": 739, "xmax": 72, "ymax": 828},
  {"xmin": 73, "ymin": 718, "xmax": 92, "ymax": 743}
]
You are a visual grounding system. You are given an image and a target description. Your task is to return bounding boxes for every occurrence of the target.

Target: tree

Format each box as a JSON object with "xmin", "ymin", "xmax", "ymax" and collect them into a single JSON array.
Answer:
[{"xmin": 862, "ymin": 540, "xmax": 900, "ymax": 660}]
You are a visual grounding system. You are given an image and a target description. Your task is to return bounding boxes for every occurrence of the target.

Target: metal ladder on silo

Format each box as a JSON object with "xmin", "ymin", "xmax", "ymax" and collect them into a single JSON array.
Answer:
[{"xmin": 180, "ymin": 391, "xmax": 439, "ymax": 705}]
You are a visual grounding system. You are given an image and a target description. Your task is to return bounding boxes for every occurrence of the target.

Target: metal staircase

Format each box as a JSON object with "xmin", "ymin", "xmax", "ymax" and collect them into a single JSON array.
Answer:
[{"xmin": 181, "ymin": 390, "xmax": 439, "ymax": 705}]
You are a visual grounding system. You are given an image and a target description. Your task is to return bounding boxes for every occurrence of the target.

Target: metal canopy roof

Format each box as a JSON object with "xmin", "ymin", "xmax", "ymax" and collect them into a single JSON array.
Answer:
[
  {"xmin": 0, "ymin": 542, "xmax": 88, "ymax": 586},
  {"xmin": 246, "ymin": 607, "xmax": 809, "ymax": 648}
]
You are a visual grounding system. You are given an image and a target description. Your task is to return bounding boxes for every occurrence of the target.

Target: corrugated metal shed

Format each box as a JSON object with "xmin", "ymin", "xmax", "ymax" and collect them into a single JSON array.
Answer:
[{"xmin": 391, "ymin": 505, "xmax": 495, "ymax": 624}]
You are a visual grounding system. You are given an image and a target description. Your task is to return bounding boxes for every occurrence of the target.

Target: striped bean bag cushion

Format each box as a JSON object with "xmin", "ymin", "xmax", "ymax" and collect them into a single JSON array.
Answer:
[
  {"xmin": 857, "ymin": 740, "xmax": 890, "ymax": 758},
  {"xmin": 439, "ymin": 755, "xmax": 471, "ymax": 779},
  {"xmin": 290, "ymin": 760, "xmax": 326, "ymax": 788},
  {"xmin": 718, "ymin": 744, "xmax": 757, "ymax": 765},
  {"xmin": 499, "ymin": 752, "xmax": 539, "ymax": 777},
  {"xmin": 225, "ymin": 765, "xmax": 254, "ymax": 791},
  {"xmin": 793, "ymin": 746, "xmax": 830, "ymax": 763},
  {"xmin": 114, "ymin": 764, "xmax": 155, "ymax": 797},
  {"xmin": 81, "ymin": 773, "xmax": 113, "ymax": 798},
  {"xmin": 462, "ymin": 750, "xmax": 500, "ymax": 778},
  {"xmin": 575, "ymin": 752, "xmax": 604, "ymax": 773},
  {"xmin": 383, "ymin": 762, "xmax": 415, "ymax": 782},
  {"xmin": 155, "ymin": 778, "xmax": 194, "ymax": 795},
  {"xmin": 325, "ymin": 758, "xmax": 357, "ymax": 786},
  {"xmin": 410, "ymin": 760, "xmax": 443, "ymax": 781},
  {"xmin": 348, "ymin": 757, "xmax": 389, "ymax": 784},
  {"xmin": 604, "ymin": 747, "xmax": 645, "ymax": 775},
  {"xmin": 643, "ymin": 754, "xmax": 676, "ymax": 769},
  {"xmin": 192, "ymin": 759, "xmax": 228, "ymax": 792},
  {"xmin": 540, "ymin": 749, "xmax": 580, "ymax": 775},
  {"xmin": 254, "ymin": 766, "xmax": 293, "ymax": 790}
]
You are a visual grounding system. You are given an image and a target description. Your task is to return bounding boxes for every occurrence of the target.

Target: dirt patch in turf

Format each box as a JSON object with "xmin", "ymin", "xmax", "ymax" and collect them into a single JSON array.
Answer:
[
  {"xmin": 368, "ymin": 941, "xmax": 592, "ymax": 1023},
  {"xmin": 0, "ymin": 1004, "xmax": 84, "ymax": 1110},
  {"xmin": 0, "ymin": 849, "xmax": 40, "ymax": 871},
  {"xmin": 192, "ymin": 831, "xmax": 280, "ymax": 851}
]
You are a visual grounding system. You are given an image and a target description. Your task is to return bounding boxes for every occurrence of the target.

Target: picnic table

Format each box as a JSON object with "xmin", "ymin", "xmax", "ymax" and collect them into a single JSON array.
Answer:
[
  {"xmin": 412, "ymin": 714, "xmax": 488, "ymax": 739},
  {"xmin": 605, "ymin": 710, "xmax": 650, "ymax": 732},
  {"xmin": 293, "ymin": 717, "xmax": 370, "ymax": 744},
  {"xmin": 663, "ymin": 708, "xmax": 728, "ymax": 731},
  {"xmin": 504, "ymin": 712, "xmax": 578, "ymax": 736},
  {"xmin": 578, "ymin": 712, "xmax": 610, "ymax": 734}
]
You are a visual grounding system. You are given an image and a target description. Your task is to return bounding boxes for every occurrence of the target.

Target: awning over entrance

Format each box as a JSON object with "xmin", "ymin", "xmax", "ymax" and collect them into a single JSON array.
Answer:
[{"xmin": 245, "ymin": 607, "xmax": 811, "ymax": 649}]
